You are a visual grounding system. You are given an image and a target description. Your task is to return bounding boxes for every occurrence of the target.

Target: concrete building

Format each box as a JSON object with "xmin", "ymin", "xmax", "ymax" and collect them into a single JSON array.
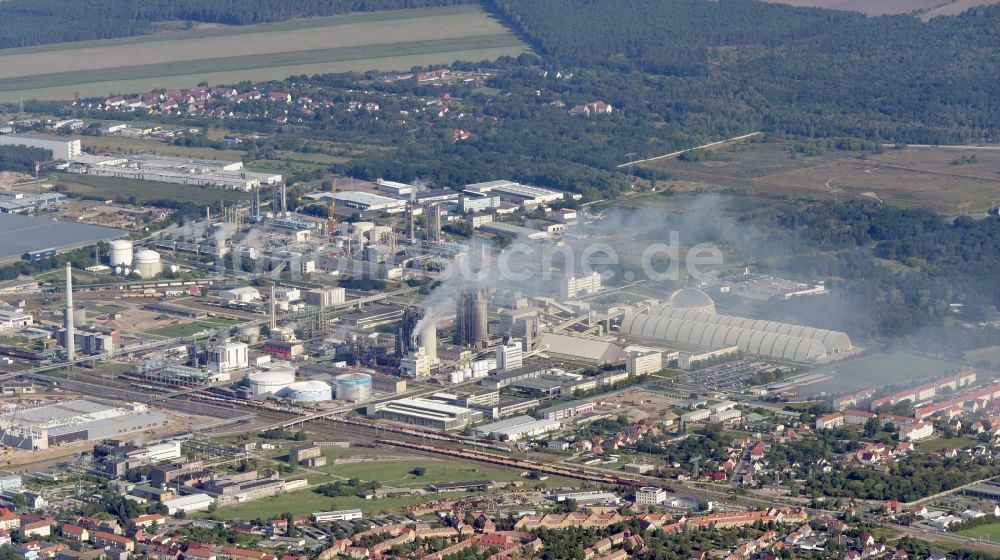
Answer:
[
  {"xmin": 815, "ymin": 412, "xmax": 845, "ymax": 430},
  {"xmin": 289, "ymin": 444, "xmax": 322, "ymax": 465},
  {"xmin": 537, "ymin": 400, "xmax": 595, "ymax": 421},
  {"xmin": 473, "ymin": 415, "xmax": 561, "ymax": 442},
  {"xmin": 304, "ymin": 287, "xmax": 345, "ymax": 308},
  {"xmin": 0, "ymin": 400, "xmax": 167, "ymax": 450},
  {"xmin": 626, "ymin": 349, "xmax": 663, "ymax": 376},
  {"xmin": 220, "ymin": 286, "xmax": 261, "ymax": 304},
  {"xmin": 312, "ymin": 510, "xmax": 363, "ymax": 523},
  {"xmin": 162, "ymin": 494, "xmax": 214, "ymax": 515},
  {"xmin": 462, "ymin": 180, "xmax": 564, "ymax": 207},
  {"xmin": 495, "ymin": 342, "xmax": 523, "ymax": 371},
  {"xmin": 0, "ymin": 309, "xmax": 32, "ymax": 333},
  {"xmin": 208, "ymin": 341, "xmax": 248, "ymax": 374},
  {"xmin": 900, "ymin": 422, "xmax": 934, "ymax": 441},
  {"xmin": 400, "ymin": 347, "xmax": 432, "ymax": 378},
  {"xmin": 538, "ymin": 332, "xmax": 625, "ymax": 366},
  {"xmin": 0, "ymin": 134, "xmax": 81, "ymax": 160},
  {"xmin": 636, "ymin": 486, "xmax": 667, "ymax": 506},
  {"xmin": 560, "ymin": 272, "xmax": 602, "ymax": 299},
  {"xmin": 373, "ymin": 397, "xmax": 479, "ymax": 430}
]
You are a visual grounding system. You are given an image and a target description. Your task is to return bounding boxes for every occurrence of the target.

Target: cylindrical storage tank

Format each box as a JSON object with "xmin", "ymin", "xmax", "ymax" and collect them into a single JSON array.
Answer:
[
  {"xmin": 247, "ymin": 367, "xmax": 296, "ymax": 396},
  {"xmin": 334, "ymin": 373, "xmax": 373, "ymax": 402},
  {"xmin": 134, "ymin": 249, "xmax": 162, "ymax": 279},
  {"xmin": 239, "ymin": 324, "xmax": 261, "ymax": 344},
  {"xmin": 109, "ymin": 239, "xmax": 134, "ymax": 267},
  {"xmin": 449, "ymin": 370, "xmax": 463, "ymax": 384},
  {"xmin": 284, "ymin": 380, "xmax": 333, "ymax": 402}
]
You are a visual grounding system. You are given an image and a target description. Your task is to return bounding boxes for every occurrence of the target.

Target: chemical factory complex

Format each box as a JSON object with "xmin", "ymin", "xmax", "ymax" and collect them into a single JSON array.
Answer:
[{"xmin": 0, "ymin": 128, "xmax": 994, "ymax": 560}]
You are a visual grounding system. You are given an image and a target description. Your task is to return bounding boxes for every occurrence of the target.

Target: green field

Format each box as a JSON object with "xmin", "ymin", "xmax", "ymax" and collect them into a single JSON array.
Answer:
[
  {"xmin": 54, "ymin": 173, "xmax": 250, "ymax": 205},
  {"xmin": 215, "ymin": 447, "xmax": 574, "ymax": 521},
  {"xmin": 966, "ymin": 346, "xmax": 1000, "ymax": 367},
  {"xmin": 0, "ymin": 6, "xmax": 529, "ymax": 102},
  {"xmin": 830, "ymin": 352, "xmax": 961, "ymax": 384},
  {"xmin": 957, "ymin": 522, "xmax": 1000, "ymax": 540},
  {"xmin": 915, "ymin": 436, "xmax": 983, "ymax": 452}
]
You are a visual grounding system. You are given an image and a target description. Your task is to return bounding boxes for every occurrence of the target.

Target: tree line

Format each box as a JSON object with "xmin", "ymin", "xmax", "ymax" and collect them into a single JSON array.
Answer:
[
  {"xmin": 0, "ymin": 145, "xmax": 52, "ymax": 173},
  {"xmin": 0, "ymin": 0, "xmax": 468, "ymax": 49}
]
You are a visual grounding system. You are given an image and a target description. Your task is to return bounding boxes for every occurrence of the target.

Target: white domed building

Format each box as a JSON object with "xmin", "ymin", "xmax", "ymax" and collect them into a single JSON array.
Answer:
[{"xmin": 665, "ymin": 288, "xmax": 717, "ymax": 315}]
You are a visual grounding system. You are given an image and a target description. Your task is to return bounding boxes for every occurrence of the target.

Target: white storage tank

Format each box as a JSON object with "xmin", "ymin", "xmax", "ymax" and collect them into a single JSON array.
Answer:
[
  {"xmin": 334, "ymin": 372, "xmax": 373, "ymax": 402},
  {"xmin": 134, "ymin": 249, "xmax": 162, "ymax": 279},
  {"xmin": 283, "ymin": 380, "xmax": 333, "ymax": 402},
  {"xmin": 109, "ymin": 239, "xmax": 134, "ymax": 267},
  {"xmin": 247, "ymin": 365, "xmax": 296, "ymax": 396},
  {"xmin": 448, "ymin": 370, "xmax": 464, "ymax": 384},
  {"xmin": 238, "ymin": 324, "xmax": 261, "ymax": 344}
]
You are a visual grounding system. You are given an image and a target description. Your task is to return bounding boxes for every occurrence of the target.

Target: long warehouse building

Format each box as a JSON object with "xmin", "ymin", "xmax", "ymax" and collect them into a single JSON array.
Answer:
[{"xmin": 619, "ymin": 289, "xmax": 851, "ymax": 362}]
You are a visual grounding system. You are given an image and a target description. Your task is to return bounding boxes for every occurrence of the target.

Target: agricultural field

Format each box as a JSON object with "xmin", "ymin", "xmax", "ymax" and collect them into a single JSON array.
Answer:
[
  {"xmin": 0, "ymin": 5, "xmax": 529, "ymax": 102},
  {"xmin": 641, "ymin": 142, "xmax": 1000, "ymax": 215},
  {"xmin": 53, "ymin": 173, "xmax": 251, "ymax": 205},
  {"xmin": 760, "ymin": 0, "xmax": 999, "ymax": 16}
]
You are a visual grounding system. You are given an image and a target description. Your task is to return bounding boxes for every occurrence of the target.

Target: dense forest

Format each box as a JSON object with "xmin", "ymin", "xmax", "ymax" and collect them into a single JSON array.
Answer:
[
  {"xmin": 0, "ymin": 145, "xmax": 51, "ymax": 173},
  {"xmin": 0, "ymin": 0, "xmax": 467, "ymax": 48},
  {"xmin": 487, "ymin": 0, "xmax": 1000, "ymax": 146}
]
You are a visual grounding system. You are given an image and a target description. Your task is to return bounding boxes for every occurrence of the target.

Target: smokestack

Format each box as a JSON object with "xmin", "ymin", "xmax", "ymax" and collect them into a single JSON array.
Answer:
[
  {"xmin": 252, "ymin": 185, "xmax": 260, "ymax": 217},
  {"xmin": 65, "ymin": 262, "xmax": 75, "ymax": 361},
  {"xmin": 406, "ymin": 204, "xmax": 416, "ymax": 241},
  {"xmin": 270, "ymin": 284, "xmax": 276, "ymax": 330},
  {"xmin": 281, "ymin": 183, "xmax": 288, "ymax": 217},
  {"xmin": 428, "ymin": 204, "xmax": 441, "ymax": 243}
]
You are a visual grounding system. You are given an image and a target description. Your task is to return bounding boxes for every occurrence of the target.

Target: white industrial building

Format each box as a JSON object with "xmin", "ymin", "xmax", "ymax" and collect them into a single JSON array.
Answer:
[
  {"xmin": 463, "ymin": 180, "xmax": 564, "ymax": 206},
  {"xmin": 560, "ymin": 272, "xmax": 602, "ymax": 299},
  {"xmin": 495, "ymin": 342, "xmax": 523, "ymax": 372},
  {"xmin": 68, "ymin": 154, "xmax": 281, "ymax": 192},
  {"xmin": 221, "ymin": 286, "xmax": 261, "ymax": 303},
  {"xmin": 312, "ymin": 510, "xmax": 363, "ymax": 522},
  {"xmin": 400, "ymin": 347, "xmax": 432, "ymax": 378},
  {"xmin": 636, "ymin": 486, "xmax": 667, "ymax": 506},
  {"xmin": 0, "ymin": 400, "xmax": 168, "ymax": 450},
  {"xmin": 625, "ymin": 348, "xmax": 663, "ymax": 376},
  {"xmin": 208, "ymin": 341, "xmax": 249, "ymax": 373},
  {"xmin": 372, "ymin": 397, "xmax": 479, "ymax": 430},
  {"xmin": 162, "ymin": 493, "xmax": 214, "ymax": 515},
  {"xmin": 0, "ymin": 309, "xmax": 32, "ymax": 333},
  {"xmin": 334, "ymin": 191, "xmax": 406, "ymax": 212},
  {"xmin": 620, "ymin": 288, "xmax": 852, "ymax": 362},
  {"xmin": 473, "ymin": 415, "xmax": 561, "ymax": 442},
  {"xmin": 305, "ymin": 287, "xmax": 346, "ymax": 308},
  {"xmin": 0, "ymin": 134, "xmax": 81, "ymax": 161}
]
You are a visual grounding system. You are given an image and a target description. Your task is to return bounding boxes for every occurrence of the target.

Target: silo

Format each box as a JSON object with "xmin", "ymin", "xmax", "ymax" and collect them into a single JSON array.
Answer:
[
  {"xmin": 283, "ymin": 380, "xmax": 333, "ymax": 402},
  {"xmin": 109, "ymin": 239, "xmax": 134, "ymax": 267},
  {"xmin": 134, "ymin": 249, "xmax": 162, "ymax": 279},
  {"xmin": 419, "ymin": 321, "xmax": 437, "ymax": 364},
  {"xmin": 334, "ymin": 373, "xmax": 373, "ymax": 402}
]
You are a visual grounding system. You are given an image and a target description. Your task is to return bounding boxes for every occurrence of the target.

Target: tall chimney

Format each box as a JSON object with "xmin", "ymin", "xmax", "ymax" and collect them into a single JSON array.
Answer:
[
  {"xmin": 65, "ymin": 262, "xmax": 75, "ymax": 361},
  {"xmin": 270, "ymin": 284, "xmax": 276, "ymax": 330}
]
